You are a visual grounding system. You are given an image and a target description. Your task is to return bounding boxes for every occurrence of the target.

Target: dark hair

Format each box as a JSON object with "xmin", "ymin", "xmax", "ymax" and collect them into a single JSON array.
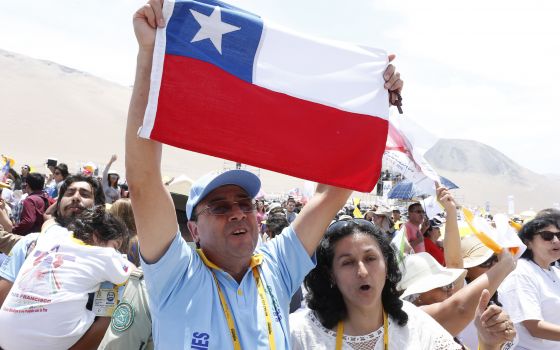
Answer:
[
  {"xmin": 55, "ymin": 163, "xmax": 69, "ymax": 178},
  {"xmin": 26, "ymin": 172, "xmax": 45, "ymax": 191},
  {"xmin": 107, "ymin": 172, "xmax": 120, "ymax": 188},
  {"xmin": 7, "ymin": 168, "xmax": 20, "ymax": 181},
  {"xmin": 67, "ymin": 206, "xmax": 129, "ymax": 253},
  {"xmin": 536, "ymin": 208, "xmax": 560, "ymax": 227},
  {"xmin": 54, "ymin": 174, "xmax": 106, "ymax": 223},
  {"xmin": 304, "ymin": 219, "xmax": 408, "ymax": 329},
  {"xmin": 265, "ymin": 212, "xmax": 289, "ymax": 238},
  {"xmin": 407, "ymin": 202, "xmax": 422, "ymax": 213},
  {"xmin": 519, "ymin": 216, "xmax": 560, "ymax": 261}
]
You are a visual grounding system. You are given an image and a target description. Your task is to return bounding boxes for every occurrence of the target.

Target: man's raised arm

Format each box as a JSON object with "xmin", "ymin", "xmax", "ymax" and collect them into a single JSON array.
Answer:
[
  {"xmin": 293, "ymin": 185, "xmax": 352, "ymax": 256},
  {"xmin": 126, "ymin": 0, "xmax": 177, "ymax": 263}
]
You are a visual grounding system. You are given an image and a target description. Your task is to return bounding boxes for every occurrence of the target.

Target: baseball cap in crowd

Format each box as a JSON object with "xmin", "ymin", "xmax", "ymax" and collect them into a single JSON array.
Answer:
[
  {"xmin": 461, "ymin": 235, "xmax": 494, "ymax": 269},
  {"xmin": 397, "ymin": 252, "xmax": 467, "ymax": 299},
  {"xmin": 429, "ymin": 218, "xmax": 444, "ymax": 228},
  {"xmin": 186, "ymin": 169, "xmax": 261, "ymax": 220}
]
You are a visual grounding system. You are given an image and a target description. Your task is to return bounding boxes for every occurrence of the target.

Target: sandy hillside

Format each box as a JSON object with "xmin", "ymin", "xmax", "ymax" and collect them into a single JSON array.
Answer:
[
  {"xmin": 426, "ymin": 139, "xmax": 560, "ymax": 212},
  {"xmin": 0, "ymin": 49, "xmax": 304, "ymax": 194}
]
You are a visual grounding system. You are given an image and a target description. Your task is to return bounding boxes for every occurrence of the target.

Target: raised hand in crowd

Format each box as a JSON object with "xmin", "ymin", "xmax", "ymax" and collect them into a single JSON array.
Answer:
[
  {"xmin": 436, "ymin": 185, "xmax": 463, "ymax": 274},
  {"xmin": 475, "ymin": 289, "xmax": 517, "ymax": 350}
]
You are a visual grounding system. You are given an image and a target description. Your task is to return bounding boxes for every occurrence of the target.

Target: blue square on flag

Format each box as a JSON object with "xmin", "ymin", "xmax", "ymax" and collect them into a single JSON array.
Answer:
[{"xmin": 166, "ymin": 0, "xmax": 263, "ymax": 83}]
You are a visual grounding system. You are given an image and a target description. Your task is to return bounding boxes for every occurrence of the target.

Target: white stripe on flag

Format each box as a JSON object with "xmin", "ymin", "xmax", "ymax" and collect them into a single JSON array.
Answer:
[
  {"xmin": 254, "ymin": 21, "xmax": 389, "ymax": 119},
  {"xmin": 139, "ymin": 0, "xmax": 176, "ymax": 139}
]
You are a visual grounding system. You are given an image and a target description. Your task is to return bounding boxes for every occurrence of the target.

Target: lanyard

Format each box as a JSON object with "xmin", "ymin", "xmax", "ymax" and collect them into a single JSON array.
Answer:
[
  {"xmin": 335, "ymin": 309, "xmax": 388, "ymax": 350},
  {"xmin": 197, "ymin": 250, "xmax": 276, "ymax": 350}
]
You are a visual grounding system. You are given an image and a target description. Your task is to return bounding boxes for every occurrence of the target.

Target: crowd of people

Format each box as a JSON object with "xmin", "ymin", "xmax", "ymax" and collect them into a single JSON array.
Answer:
[
  {"xmin": 0, "ymin": 1, "xmax": 559, "ymax": 349},
  {"xmin": 2, "ymin": 153, "xmax": 559, "ymax": 350}
]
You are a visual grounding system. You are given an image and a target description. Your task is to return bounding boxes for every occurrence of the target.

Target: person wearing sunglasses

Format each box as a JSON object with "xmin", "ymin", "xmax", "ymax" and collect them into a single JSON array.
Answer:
[
  {"xmin": 125, "ymin": 0, "xmax": 404, "ymax": 348},
  {"xmin": 405, "ymin": 203, "xmax": 427, "ymax": 253},
  {"xmin": 398, "ymin": 249, "xmax": 516, "ymax": 349},
  {"xmin": 498, "ymin": 215, "xmax": 560, "ymax": 349}
]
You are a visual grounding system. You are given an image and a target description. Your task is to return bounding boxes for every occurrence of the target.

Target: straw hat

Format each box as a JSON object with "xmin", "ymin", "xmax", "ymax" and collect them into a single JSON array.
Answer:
[
  {"xmin": 397, "ymin": 252, "xmax": 467, "ymax": 299},
  {"xmin": 461, "ymin": 235, "xmax": 494, "ymax": 269},
  {"xmin": 373, "ymin": 207, "xmax": 392, "ymax": 221}
]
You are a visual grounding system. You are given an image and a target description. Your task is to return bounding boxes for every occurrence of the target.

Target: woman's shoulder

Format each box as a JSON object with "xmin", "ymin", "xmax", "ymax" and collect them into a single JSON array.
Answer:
[
  {"xmin": 289, "ymin": 308, "xmax": 329, "ymax": 334},
  {"xmin": 289, "ymin": 309, "xmax": 336, "ymax": 350}
]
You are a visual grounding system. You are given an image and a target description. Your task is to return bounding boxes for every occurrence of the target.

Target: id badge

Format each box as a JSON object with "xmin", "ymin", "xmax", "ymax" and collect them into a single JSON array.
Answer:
[{"xmin": 93, "ymin": 281, "xmax": 119, "ymax": 317}]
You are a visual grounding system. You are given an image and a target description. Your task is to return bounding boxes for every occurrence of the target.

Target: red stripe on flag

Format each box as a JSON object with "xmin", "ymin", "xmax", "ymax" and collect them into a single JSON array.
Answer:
[{"xmin": 150, "ymin": 54, "xmax": 388, "ymax": 192}]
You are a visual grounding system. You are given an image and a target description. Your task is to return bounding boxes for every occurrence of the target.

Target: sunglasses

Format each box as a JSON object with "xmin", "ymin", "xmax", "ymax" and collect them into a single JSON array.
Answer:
[
  {"xmin": 196, "ymin": 198, "xmax": 256, "ymax": 217},
  {"xmin": 410, "ymin": 210, "xmax": 425, "ymax": 214},
  {"xmin": 479, "ymin": 255, "xmax": 498, "ymax": 268},
  {"xmin": 327, "ymin": 218, "xmax": 376, "ymax": 234},
  {"xmin": 54, "ymin": 171, "xmax": 62, "ymax": 175},
  {"xmin": 538, "ymin": 230, "xmax": 560, "ymax": 241}
]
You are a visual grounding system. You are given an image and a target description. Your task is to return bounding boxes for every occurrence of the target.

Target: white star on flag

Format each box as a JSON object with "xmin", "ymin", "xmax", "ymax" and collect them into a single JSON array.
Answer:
[{"xmin": 190, "ymin": 7, "xmax": 241, "ymax": 54}]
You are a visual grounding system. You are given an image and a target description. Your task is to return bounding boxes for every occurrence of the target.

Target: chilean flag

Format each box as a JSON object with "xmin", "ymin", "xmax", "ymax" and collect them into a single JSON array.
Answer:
[{"xmin": 139, "ymin": 0, "xmax": 391, "ymax": 192}]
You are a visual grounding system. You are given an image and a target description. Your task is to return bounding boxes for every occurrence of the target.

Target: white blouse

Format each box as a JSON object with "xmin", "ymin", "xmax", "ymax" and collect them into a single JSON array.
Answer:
[
  {"xmin": 499, "ymin": 258, "xmax": 560, "ymax": 350},
  {"xmin": 290, "ymin": 300, "xmax": 461, "ymax": 350}
]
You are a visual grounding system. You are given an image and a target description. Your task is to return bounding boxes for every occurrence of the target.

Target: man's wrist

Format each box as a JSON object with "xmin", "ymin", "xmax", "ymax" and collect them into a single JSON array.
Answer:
[{"xmin": 136, "ymin": 50, "xmax": 154, "ymax": 71}]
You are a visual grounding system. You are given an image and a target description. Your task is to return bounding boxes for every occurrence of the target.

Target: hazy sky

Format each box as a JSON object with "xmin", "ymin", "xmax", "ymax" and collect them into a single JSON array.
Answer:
[{"xmin": 1, "ymin": 0, "xmax": 559, "ymax": 174}]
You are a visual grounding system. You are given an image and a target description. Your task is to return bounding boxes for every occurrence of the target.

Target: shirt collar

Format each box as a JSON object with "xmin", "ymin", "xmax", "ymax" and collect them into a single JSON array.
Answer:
[{"xmin": 196, "ymin": 248, "xmax": 263, "ymax": 270}]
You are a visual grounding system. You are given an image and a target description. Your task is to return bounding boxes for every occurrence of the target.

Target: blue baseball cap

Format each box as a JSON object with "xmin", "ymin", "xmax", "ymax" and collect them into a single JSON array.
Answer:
[{"xmin": 186, "ymin": 169, "xmax": 261, "ymax": 220}]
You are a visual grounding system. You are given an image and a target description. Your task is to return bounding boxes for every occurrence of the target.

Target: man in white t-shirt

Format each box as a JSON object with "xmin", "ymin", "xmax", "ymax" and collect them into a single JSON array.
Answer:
[
  {"xmin": 0, "ymin": 207, "xmax": 133, "ymax": 350},
  {"xmin": 0, "ymin": 174, "xmax": 110, "ymax": 348}
]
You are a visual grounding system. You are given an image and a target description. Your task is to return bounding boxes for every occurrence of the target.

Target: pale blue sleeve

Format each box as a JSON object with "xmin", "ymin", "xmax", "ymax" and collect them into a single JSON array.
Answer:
[
  {"xmin": 258, "ymin": 226, "xmax": 316, "ymax": 296},
  {"xmin": 140, "ymin": 231, "xmax": 195, "ymax": 310},
  {"xmin": 0, "ymin": 232, "xmax": 40, "ymax": 282}
]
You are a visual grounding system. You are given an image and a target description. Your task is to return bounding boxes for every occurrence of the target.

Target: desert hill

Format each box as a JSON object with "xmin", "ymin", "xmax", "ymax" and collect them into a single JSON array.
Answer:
[
  {"xmin": 426, "ymin": 139, "xmax": 560, "ymax": 212},
  {"xmin": 0, "ymin": 49, "xmax": 304, "ymax": 194}
]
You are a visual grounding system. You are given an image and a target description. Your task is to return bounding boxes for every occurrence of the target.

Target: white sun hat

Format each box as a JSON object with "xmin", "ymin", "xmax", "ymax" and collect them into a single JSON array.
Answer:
[{"xmin": 397, "ymin": 252, "xmax": 467, "ymax": 299}]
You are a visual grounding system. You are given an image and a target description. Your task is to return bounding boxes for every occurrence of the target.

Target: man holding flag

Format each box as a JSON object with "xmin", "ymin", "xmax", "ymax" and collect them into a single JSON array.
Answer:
[{"xmin": 127, "ymin": 0, "xmax": 402, "ymax": 348}]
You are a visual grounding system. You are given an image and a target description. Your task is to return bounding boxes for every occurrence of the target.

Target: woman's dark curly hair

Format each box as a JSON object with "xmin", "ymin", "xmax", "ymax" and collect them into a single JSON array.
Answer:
[
  {"xmin": 67, "ymin": 206, "xmax": 129, "ymax": 253},
  {"xmin": 519, "ymin": 215, "xmax": 560, "ymax": 262},
  {"xmin": 304, "ymin": 219, "xmax": 408, "ymax": 329}
]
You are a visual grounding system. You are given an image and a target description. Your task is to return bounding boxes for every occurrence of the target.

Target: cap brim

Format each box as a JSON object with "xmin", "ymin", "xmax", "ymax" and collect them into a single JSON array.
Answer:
[
  {"xmin": 199, "ymin": 170, "xmax": 261, "ymax": 200},
  {"xmin": 187, "ymin": 170, "xmax": 261, "ymax": 219},
  {"xmin": 399, "ymin": 268, "xmax": 467, "ymax": 299}
]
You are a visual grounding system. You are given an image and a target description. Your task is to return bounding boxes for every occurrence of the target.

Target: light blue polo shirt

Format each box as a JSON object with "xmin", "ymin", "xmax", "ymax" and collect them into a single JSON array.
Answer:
[
  {"xmin": 141, "ymin": 225, "xmax": 315, "ymax": 349},
  {"xmin": 0, "ymin": 233, "xmax": 40, "ymax": 282}
]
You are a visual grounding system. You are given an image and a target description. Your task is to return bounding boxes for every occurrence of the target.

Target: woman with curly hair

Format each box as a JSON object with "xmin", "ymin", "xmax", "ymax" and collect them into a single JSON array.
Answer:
[{"xmin": 289, "ymin": 218, "xmax": 462, "ymax": 349}]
